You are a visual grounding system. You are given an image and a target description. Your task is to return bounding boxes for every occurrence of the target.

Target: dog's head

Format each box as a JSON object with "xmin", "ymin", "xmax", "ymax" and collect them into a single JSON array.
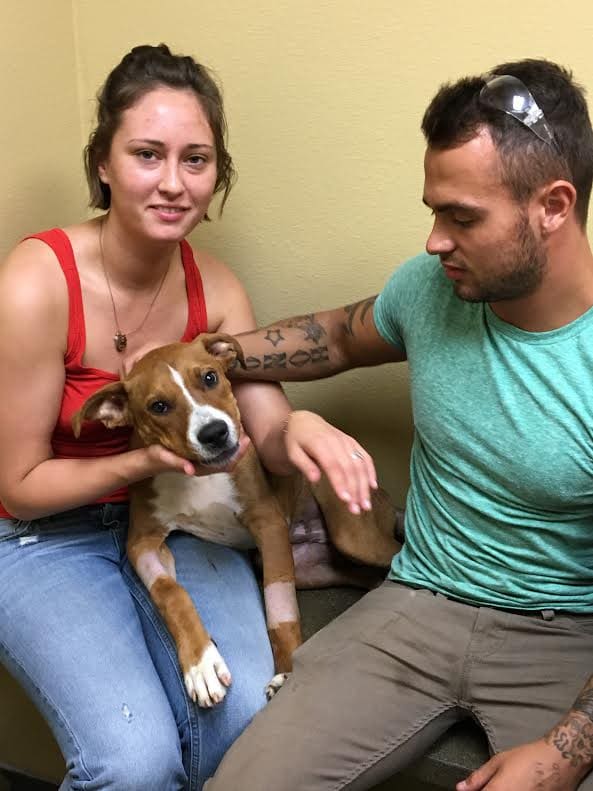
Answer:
[{"xmin": 72, "ymin": 333, "xmax": 246, "ymax": 466}]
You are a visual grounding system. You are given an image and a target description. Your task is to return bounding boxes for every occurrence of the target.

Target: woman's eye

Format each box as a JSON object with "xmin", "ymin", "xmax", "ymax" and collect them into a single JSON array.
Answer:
[
  {"xmin": 137, "ymin": 150, "xmax": 156, "ymax": 161},
  {"xmin": 148, "ymin": 400, "xmax": 171, "ymax": 415},
  {"xmin": 202, "ymin": 371, "xmax": 218, "ymax": 388},
  {"xmin": 187, "ymin": 155, "xmax": 207, "ymax": 166}
]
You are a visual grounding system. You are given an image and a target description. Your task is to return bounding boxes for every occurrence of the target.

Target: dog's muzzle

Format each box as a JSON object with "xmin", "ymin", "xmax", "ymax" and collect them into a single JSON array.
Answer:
[
  {"xmin": 196, "ymin": 419, "xmax": 239, "ymax": 466},
  {"xmin": 198, "ymin": 419, "xmax": 230, "ymax": 448}
]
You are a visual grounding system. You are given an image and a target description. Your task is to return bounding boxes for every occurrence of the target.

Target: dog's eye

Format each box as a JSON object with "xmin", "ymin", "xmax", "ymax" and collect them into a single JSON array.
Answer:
[
  {"xmin": 202, "ymin": 371, "xmax": 218, "ymax": 389},
  {"xmin": 148, "ymin": 400, "xmax": 171, "ymax": 415}
]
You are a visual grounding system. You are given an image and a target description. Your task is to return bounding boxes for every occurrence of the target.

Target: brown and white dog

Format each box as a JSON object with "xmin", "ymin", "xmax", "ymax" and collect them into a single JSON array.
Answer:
[{"xmin": 73, "ymin": 334, "xmax": 398, "ymax": 707}]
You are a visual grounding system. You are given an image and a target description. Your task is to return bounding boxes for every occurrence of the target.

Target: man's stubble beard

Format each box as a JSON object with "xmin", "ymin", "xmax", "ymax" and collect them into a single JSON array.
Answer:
[{"xmin": 455, "ymin": 212, "xmax": 548, "ymax": 304}]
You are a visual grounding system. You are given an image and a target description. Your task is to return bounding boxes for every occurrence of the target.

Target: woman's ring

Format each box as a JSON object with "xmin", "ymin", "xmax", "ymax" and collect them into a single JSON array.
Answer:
[{"xmin": 351, "ymin": 450, "xmax": 364, "ymax": 461}]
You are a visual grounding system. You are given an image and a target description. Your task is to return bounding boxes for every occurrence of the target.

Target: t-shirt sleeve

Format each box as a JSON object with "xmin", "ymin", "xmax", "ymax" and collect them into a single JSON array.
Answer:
[{"xmin": 374, "ymin": 252, "xmax": 438, "ymax": 352}]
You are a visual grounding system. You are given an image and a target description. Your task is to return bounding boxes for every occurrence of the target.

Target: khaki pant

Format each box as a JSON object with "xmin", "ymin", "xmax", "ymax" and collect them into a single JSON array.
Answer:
[{"xmin": 207, "ymin": 581, "xmax": 593, "ymax": 790}]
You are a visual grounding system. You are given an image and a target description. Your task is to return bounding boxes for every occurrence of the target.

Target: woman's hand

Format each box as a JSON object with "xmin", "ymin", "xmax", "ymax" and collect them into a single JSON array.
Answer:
[
  {"xmin": 283, "ymin": 410, "xmax": 378, "ymax": 515},
  {"xmin": 137, "ymin": 433, "xmax": 253, "ymax": 480}
]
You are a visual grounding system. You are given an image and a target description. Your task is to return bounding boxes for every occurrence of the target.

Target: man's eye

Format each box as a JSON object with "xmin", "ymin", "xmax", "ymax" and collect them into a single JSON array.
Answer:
[
  {"xmin": 202, "ymin": 371, "xmax": 218, "ymax": 389},
  {"xmin": 453, "ymin": 217, "xmax": 475, "ymax": 227},
  {"xmin": 148, "ymin": 400, "xmax": 171, "ymax": 415}
]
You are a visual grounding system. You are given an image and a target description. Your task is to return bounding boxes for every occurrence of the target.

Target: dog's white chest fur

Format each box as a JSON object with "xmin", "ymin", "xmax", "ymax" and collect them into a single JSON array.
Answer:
[{"xmin": 150, "ymin": 472, "xmax": 255, "ymax": 549}]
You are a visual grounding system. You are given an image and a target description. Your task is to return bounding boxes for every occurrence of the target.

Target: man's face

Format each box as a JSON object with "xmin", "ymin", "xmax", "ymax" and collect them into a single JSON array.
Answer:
[{"xmin": 422, "ymin": 128, "xmax": 547, "ymax": 303}]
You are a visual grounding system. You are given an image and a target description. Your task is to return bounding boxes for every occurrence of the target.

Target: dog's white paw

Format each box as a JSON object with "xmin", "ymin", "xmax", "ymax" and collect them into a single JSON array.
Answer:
[
  {"xmin": 265, "ymin": 672, "xmax": 289, "ymax": 700},
  {"xmin": 184, "ymin": 643, "xmax": 232, "ymax": 707}
]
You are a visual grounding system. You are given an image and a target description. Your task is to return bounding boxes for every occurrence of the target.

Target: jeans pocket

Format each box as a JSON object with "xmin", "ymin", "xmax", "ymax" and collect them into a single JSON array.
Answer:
[{"xmin": 0, "ymin": 518, "xmax": 31, "ymax": 543}]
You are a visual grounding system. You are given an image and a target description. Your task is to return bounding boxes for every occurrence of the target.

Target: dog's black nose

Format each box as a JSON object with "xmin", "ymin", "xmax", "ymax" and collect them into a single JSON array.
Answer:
[{"xmin": 198, "ymin": 420, "xmax": 230, "ymax": 448}]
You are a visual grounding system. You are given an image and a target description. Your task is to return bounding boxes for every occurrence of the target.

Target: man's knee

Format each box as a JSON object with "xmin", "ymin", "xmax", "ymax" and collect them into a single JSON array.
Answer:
[{"xmin": 205, "ymin": 687, "xmax": 314, "ymax": 791}]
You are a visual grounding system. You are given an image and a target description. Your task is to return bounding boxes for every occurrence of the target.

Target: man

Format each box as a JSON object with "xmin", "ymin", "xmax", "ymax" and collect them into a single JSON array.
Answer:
[{"xmin": 208, "ymin": 59, "xmax": 593, "ymax": 790}]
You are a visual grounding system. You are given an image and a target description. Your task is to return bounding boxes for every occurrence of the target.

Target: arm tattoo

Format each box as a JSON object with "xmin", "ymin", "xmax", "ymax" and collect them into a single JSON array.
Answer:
[
  {"xmin": 343, "ymin": 297, "xmax": 377, "ymax": 337},
  {"xmin": 242, "ymin": 347, "xmax": 329, "ymax": 372},
  {"xmin": 545, "ymin": 676, "xmax": 593, "ymax": 769},
  {"xmin": 287, "ymin": 347, "xmax": 329, "ymax": 367},
  {"xmin": 262, "ymin": 314, "xmax": 326, "ymax": 345},
  {"xmin": 263, "ymin": 353, "xmax": 287, "ymax": 369},
  {"xmin": 260, "ymin": 347, "xmax": 329, "ymax": 369},
  {"xmin": 243, "ymin": 300, "xmax": 371, "ymax": 374},
  {"xmin": 242, "ymin": 312, "xmax": 328, "ymax": 372},
  {"xmin": 572, "ymin": 685, "xmax": 593, "ymax": 723},
  {"xmin": 244, "ymin": 356, "xmax": 263, "ymax": 370},
  {"xmin": 264, "ymin": 329, "xmax": 285, "ymax": 347}
]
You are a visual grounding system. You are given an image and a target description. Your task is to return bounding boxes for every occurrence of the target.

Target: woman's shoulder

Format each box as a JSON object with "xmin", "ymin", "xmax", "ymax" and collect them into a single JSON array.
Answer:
[
  {"xmin": 189, "ymin": 244, "xmax": 236, "ymax": 278},
  {"xmin": 0, "ymin": 233, "xmax": 72, "ymax": 348},
  {"xmin": 3, "ymin": 221, "xmax": 92, "ymax": 270},
  {"xmin": 0, "ymin": 221, "xmax": 91, "ymax": 315},
  {"xmin": 187, "ymin": 244, "xmax": 255, "ymax": 332},
  {"xmin": 1, "ymin": 233, "xmax": 64, "ymax": 300},
  {"xmin": 189, "ymin": 244, "xmax": 246, "ymax": 295}
]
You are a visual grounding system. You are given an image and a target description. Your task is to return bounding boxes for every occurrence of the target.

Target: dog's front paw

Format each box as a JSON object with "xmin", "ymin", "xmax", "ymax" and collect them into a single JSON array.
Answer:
[
  {"xmin": 184, "ymin": 643, "xmax": 232, "ymax": 707},
  {"xmin": 265, "ymin": 672, "xmax": 289, "ymax": 700}
]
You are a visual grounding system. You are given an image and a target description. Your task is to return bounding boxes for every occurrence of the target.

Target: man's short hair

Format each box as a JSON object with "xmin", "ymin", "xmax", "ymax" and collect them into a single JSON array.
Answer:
[{"xmin": 421, "ymin": 59, "xmax": 593, "ymax": 227}]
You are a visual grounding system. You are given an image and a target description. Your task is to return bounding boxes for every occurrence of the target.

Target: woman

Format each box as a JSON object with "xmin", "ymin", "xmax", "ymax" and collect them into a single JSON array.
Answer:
[{"xmin": 0, "ymin": 43, "xmax": 296, "ymax": 791}]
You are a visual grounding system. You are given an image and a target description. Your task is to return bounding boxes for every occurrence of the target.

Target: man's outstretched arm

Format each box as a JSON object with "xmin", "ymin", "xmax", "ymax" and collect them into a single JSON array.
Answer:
[
  {"xmin": 228, "ymin": 296, "xmax": 405, "ymax": 512},
  {"xmin": 232, "ymin": 296, "xmax": 405, "ymax": 381}
]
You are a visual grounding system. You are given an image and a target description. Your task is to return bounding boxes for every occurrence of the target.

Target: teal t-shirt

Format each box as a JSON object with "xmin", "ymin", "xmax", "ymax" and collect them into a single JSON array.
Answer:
[{"xmin": 374, "ymin": 252, "xmax": 593, "ymax": 611}]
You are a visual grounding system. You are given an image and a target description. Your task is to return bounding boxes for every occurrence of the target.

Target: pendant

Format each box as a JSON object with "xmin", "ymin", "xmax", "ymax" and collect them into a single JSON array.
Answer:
[{"xmin": 114, "ymin": 331, "xmax": 127, "ymax": 353}]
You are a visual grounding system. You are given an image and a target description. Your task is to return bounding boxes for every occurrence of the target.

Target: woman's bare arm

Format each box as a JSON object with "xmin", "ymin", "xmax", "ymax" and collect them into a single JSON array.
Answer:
[{"xmin": 0, "ymin": 240, "xmax": 194, "ymax": 520}]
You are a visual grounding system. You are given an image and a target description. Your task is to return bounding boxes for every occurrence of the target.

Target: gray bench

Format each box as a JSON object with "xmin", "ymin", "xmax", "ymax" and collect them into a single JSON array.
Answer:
[{"xmin": 0, "ymin": 587, "xmax": 489, "ymax": 791}]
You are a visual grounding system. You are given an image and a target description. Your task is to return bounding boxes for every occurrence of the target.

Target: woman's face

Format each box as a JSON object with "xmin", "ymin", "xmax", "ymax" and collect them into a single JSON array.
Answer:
[{"xmin": 98, "ymin": 86, "xmax": 218, "ymax": 243}]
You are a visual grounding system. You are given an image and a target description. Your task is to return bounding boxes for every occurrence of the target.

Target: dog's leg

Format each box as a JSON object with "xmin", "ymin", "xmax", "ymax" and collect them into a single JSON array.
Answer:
[
  {"xmin": 235, "ymin": 462, "xmax": 302, "ymax": 698},
  {"xmin": 312, "ymin": 477, "xmax": 401, "ymax": 567},
  {"xmin": 258, "ymin": 518, "xmax": 302, "ymax": 699},
  {"xmin": 127, "ymin": 504, "xmax": 231, "ymax": 707}
]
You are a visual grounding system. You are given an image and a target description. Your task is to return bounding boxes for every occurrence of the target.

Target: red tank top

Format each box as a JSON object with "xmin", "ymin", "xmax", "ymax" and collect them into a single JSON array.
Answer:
[{"xmin": 0, "ymin": 228, "xmax": 208, "ymax": 518}]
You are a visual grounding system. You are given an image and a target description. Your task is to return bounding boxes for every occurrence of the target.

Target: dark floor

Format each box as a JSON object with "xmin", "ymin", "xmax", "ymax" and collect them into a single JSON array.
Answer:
[
  {"xmin": 0, "ymin": 772, "xmax": 57, "ymax": 791},
  {"xmin": 0, "ymin": 768, "xmax": 443, "ymax": 791}
]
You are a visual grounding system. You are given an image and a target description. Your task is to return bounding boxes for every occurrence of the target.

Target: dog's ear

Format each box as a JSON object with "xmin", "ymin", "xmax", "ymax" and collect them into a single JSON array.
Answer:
[
  {"xmin": 72, "ymin": 382, "xmax": 131, "ymax": 437},
  {"xmin": 197, "ymin": 332, "xmax": 246, "ymax": 370}
]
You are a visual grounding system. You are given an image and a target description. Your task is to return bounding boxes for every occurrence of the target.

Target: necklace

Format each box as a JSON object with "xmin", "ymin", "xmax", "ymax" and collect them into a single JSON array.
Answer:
[{"xmin": 98, "ymin": 219, "xmax": 171, "ymax": 353}]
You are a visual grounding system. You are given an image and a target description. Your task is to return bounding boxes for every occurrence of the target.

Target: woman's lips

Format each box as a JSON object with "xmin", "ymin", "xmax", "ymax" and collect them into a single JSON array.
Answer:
[{"xmin": 150, "ymin": 205, "xmax": 189, "ymax": 222}]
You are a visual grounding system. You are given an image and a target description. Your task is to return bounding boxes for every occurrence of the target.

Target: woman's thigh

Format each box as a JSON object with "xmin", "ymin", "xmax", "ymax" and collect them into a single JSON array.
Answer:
[
  {"xmin": 124, "ymin": 531, "xmax": 275, "ymax": 787},
  {"xmin": 0, "ymin": 508, "xmax": 186, "ymax": 791}
]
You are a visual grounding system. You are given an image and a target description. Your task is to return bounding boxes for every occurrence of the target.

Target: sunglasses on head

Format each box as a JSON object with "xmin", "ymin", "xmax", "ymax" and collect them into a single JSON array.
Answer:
[{"xmin": 479, "ymin": 74, "xmax": 559, "ymax": 152}]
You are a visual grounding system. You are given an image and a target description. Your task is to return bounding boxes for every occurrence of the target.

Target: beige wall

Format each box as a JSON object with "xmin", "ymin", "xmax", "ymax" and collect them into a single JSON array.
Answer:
[
  {"xmin": 1, "ymin": 3, "xmax": 86, "ymax": 255},
  {"xmin": 3, "ymin": 1, "xmax": 593, "ymax": 504}
]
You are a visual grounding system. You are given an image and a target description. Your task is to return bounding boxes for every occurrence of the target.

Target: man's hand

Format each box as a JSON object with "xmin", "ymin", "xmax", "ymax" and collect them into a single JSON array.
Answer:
[
  {"xmin": 459, "ymin": 680, "xmax": 593, "ymax": 791},
  {"xmin": 457, "ymin": 738, "xmax": 586, "ymax": 791}
]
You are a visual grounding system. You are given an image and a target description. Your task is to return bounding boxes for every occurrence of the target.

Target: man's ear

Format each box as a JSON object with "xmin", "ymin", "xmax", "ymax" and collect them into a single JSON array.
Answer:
[
  {"xmin": 72, "ymin": 381, "xmax": 130, "ymax": 437},
  {"xmin": 538, "ymin": 180, "xmax": 577, "ymax": 236},
  {"xmin": 196, "ymin": 332, "xmax": 246, "ymax": 370}
]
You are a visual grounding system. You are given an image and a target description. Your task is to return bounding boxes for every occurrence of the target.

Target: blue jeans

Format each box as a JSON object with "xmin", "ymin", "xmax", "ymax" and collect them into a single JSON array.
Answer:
[{"xmin": 0, "ymin": 503, "xmax": 274, "ymax": 790}]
